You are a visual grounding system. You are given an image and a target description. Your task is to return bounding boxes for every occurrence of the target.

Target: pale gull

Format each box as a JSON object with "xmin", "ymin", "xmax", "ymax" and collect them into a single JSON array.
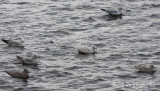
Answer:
[
  {"xmin": 16, "ymin": 55, "xmax": 38, "ymax": 66},
  {"xmin": 77, "ymin": 45, "xmax": 97, "ymax": 54},
  {"xmin": 101, "ymin": 7, "xmax": 122, "ymax": 17}
]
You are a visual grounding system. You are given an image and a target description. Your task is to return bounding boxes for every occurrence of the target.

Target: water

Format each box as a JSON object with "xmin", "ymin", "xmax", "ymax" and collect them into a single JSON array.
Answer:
[{"xmin": 0, "ymin": 0, "xmax": 160, "ymax": 91}]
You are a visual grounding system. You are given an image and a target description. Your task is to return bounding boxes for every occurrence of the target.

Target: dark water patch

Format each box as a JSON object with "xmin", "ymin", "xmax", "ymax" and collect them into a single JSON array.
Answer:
[
  {"xmin": 89, "ymin": 35, "xmax": 108, "ymax": 41},
  {"xmin": 94, "ymin": 83, "xmax": 112, "ymax": 89},
  {"xmin": 138, "ymin": 39, "xmax": 152, "ymax": 42},
  {"xmin": 59, "ymin": 44, "xmax": 75, "ymax": 50},
  {"xmin": 2, "ymin": 47, "xmax": 24, "ymax": 53},
  {"xmin": 0, "ymin": 79, "xmax": 7, "ymax": 85},
  {"xmin": 128, "ymin": 39, "xmax": 152, "ymax": 43},
  {"xmin": 26, "ymin": 87, "xmax": 45, "ymax": 91},
  {"xmin": 151, "ymin": 4, "xmax": 160, "ymax": 8},
  {"xmin": 1, "ymin": 19, "xmax": 29, "ymax": 25},
  {"xmin": 113, "ymin": 88, "xmax": 126, "ymax": 91},
  {"xmin": 8, "ymin": 50, "xmax": 23, "ymax": 54},
  {"xmin": 110, "ymin": 66, "xmax": 126, "ymax": 71},
  {"xmin": 84, "ymin": 78, "xmax": 105, "ymax": 84},
  {"xmin": 52, "ymin": 50, "xmax": 68, "ymax": 56},
  {"xmin": 154, "ymin": 85, "xmax": 160, "ymax": 89},
  {"xmin": 65, "ymin": 66, "xmax": 84, "ymax": 70},
  {"xmin": 107, "ymin": 54, "xmax": 125, "ymax": 59},
  {"xmin": 0, "ymin": 0, "xmax": 9, "ymax": 4},
  {"xmin": 43, "ymin": 40, "xmax": 54, "ymax": 44},
  {"xmin": 137, "ymin": 47, "xmax": 155, "ymax": 52},
  {"xmin": 82, "ymin": 88, "xmax": 95, "ymax": 91},
  {"xmin": 147, "ymin": 14, "xmax": 160, "ymax": 18},
  {"xmin": 12, "ymin": 2, "xmax": 31, "ymax": 5},
  {"xmin": 125, "ymin": 60, "xmax": 138, "ymax": 65},
  {"xmin": 36, "ymin": 23, "xmax": 55, "ymax": 28},
  {"xmin": 76, "ymin": 5, "xmax": 95, "ymax": 10},
  {"xmin": 45, "ymin": 65, "xmax": 62, "ymax": 69},
  {"xmin": 151, "ymin": 61, "xmax": 160, "ymax": 65},
  {"xmin": 82, "ymin": 17, "xmax": 96, "ymax": 23},
  {"xmin": 150, "ymin": 22, "xmax": 160, "ymax": 27},
  {"xmin": 136, "ymin": 53, "xmax": 153, "ymax": 57},
  {"xmin": 50, "ymin": 0, "xmax": 59, "ymax": 1},
  {"xmin": 126, "ymin": 0, "xmax": 137, "ymax": 2},
  {"xmin": 152, "ymin": 51, "xmax": 160, "ymax": 56},
  {"xmin": 44, "ymin": 70, "xmax": 73, "ymax": 78},
  {"xmin": 46, "ymin": 12, "xmax": 58, "ymax": 15},
  {"xmin": 70, "ymin": 16, "xmax": 81, "ymax": 20},
  {"xmin": 68, "ymin": 28, "xmax": 88, "ymax": 32},
  {"xmin": 46, "ymin": 30, "xmax": 70, "ymax": 36},
  {"xmin": 41, "ymin": 33, "xmax": 57, "ymax": 38},
  {"xmin": 64, "ymin": 80, "xmax": 84, "ymax": 89},
  {"xmin": 133, "ymin": 18, "xmax": 149, "ymax": 22},
  {"xmin": 125, "ymin": 9, "xmax": 132, "ymax": 13},
  {"xmin": 41, "ymin": 9, "xmax": 48, "ymax": 13},
  {"xmin": 13, "ymin": 88, "xmax": 25, "ymax": 91},
  {"xmin": 94, "ymin": 43, "xmax": 106, "ymax": 48},
  {"xmin": 118, "ymin": 35, "xmax": 131, "ymax": 38},
  {"xmin": 56, "ymin": 7, "xmax": 74, "ymax": 11},
  {"xmin": 94, "ymin": 23, "xmax": 107, "ymax": 28},
  {"xmin": 141, "ymin": 3, "xmax": 152, "ymax": 9},
  {"xmin": 78, "ymin": 61, "xmax": 96, "ymax": 65},
  {"xmin": 19, "ymin": 10, "xmax": 38, "ymax": 14},
  {"xmin": 114, "ymin": 74, "xmax": 139, "ymax": 79},
  {"xmin": 150, "ymin": 88, "xmax": 160, "ymax": 91},
  {"xmin": 95, "ymin": 65, "xmax": 109, "ymax": 68},
  {"xmin": 48, "ymin": 5, "xmax": 57, "ymax": 9},
  {"xmin": 0, "ymin": 85, "xmax": 15, "ymax": 90},
  {"xmin": 153, "ymin": 36, "xmax": 160, "ymax": 39}
]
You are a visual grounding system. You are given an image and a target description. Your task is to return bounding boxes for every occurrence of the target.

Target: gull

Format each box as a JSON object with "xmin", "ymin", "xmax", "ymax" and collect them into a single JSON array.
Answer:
[
  {"xmin": 100, "ymin": 7, "xmax": 122, "ymax": 17},
  {"xmin": 4, "ymin": 69, "xmax": 29, "ymax": 79},
  {"xmin": 135, "ymin": 64, "xmax": 157, "ymax": 73},
  {"xmin": 1, "ymin": 38, "xmax": 24, "ymax": 48},
  {"xmin": 77, "ymin": 45, "xmax": 97, "ymax": 54},
  {"xmin": 16, "ymin": 55, "xmax": 38, "ymax": 66}
]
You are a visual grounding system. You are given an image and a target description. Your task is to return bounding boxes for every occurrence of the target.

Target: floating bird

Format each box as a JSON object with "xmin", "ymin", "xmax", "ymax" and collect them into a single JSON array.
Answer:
[
  {"xmin": 135, "ymin": 64, "xmax": 157, "ymax": 73},
  {"xmin": 77, "ymin": 45, "xmax": 97, "ymax": 54},
  {"xmin": 16, "ymin": 55, "xmax": 38, "ymax": 66},
  {"xmin": 100, "ymin": 7, "xmax": 123, "ymax": 17},
  {"xmin": 1, "ymin": 38, "xmax": 24, "ymax": 48},
  {"xmin": 4, "ymin": 69, "xmax": 29, "ymax": 79}
]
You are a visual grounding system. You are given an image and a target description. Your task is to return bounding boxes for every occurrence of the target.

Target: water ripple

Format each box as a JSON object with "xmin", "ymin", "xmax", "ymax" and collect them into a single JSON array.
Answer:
[{"xmin": 0, "ymin": 0, "xmax": 160, "ymax": 91}]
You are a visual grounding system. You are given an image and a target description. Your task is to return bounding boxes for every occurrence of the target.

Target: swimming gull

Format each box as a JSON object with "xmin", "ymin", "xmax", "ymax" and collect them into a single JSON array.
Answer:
[
  {"xmin": 135, "ymin": 64, "xmax": 157, "ymax": 73},
  {"xmin": 16, "ymin": 55, "xmax": 38, "ymax": 66},
  {"xmin": 4, "ymin": 69, "xmax": 29, "ymax": 79},
  {"xmin": 101, "ymin": 7, "xmax": 122, "ymax": 17},
  {"xmin": 77, "ymin": 45, "xmax": 97, "ymax": 54},
  {"xmin": 1, "ymin": 38, "xmax": 24, "ymax": 48}
]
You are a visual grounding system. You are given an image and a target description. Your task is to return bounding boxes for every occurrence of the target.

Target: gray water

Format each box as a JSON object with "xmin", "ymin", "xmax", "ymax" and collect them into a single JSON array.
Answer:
[{"xmin": 0, "ymin": 0, "xmax": 160, "ymax": 91}]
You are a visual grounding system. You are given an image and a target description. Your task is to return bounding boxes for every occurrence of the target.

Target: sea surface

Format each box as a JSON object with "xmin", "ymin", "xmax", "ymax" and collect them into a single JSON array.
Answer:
[{"xmin": 0, "ymin": 0, "xmax": 160, "ymax": 91}]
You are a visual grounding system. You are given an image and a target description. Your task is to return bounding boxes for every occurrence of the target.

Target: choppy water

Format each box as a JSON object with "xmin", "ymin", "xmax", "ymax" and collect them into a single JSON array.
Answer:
[{"xmin": 0, "ymin": 0, "xmax": 160, "ymax": 91}]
